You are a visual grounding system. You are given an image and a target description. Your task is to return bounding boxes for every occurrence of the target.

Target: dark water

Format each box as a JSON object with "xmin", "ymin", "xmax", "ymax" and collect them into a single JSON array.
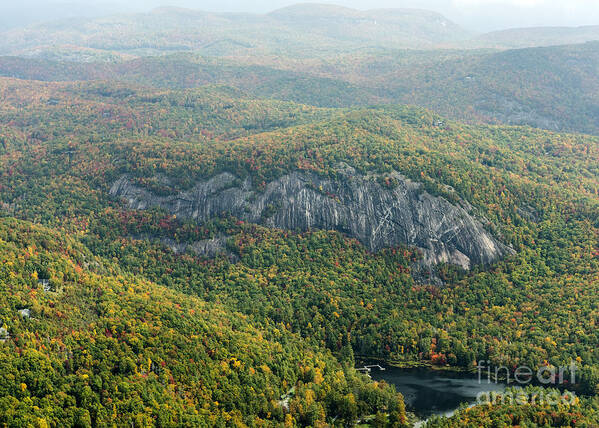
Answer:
[{"xmin": 369, "ymin": 367, "xmax": 506, "ymax": 419}]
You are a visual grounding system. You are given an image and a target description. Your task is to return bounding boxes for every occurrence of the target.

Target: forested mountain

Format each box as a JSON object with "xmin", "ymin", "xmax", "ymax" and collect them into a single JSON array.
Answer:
[
  {"xmin": 2, "ymin": 3, "xmax": 599, "ymax": 426},
  {"xmin": 266, "ymin": 4, "xmax": 471, "ymax": 47},
  {"xmin": 1, "ymin": 76, "xmax": 599, "ymax": 424},
  {"xmin": 0, "ymin": 215, "xmax": 406, "ymax": 426},
  {"xmin": 363, "ymin": 42, "xmax": 599, "ymax": 135},
  {"xmin": 0, "ymin": 55, "xmax": 385, "ymax": 108},
  {"xmin": 0, "ymin": 5, "xmax": 471, "ymax": 61},
  {"xmin": 474, "ymin": 25, "xmax": 599, "ymax": 49},
  {"xmin": 2, "ymin": 41, "xmax": 598, "ymax": 134},
  {"xmin": 1, "ymin": 3, "xmax": 597, "ymax": 62}
]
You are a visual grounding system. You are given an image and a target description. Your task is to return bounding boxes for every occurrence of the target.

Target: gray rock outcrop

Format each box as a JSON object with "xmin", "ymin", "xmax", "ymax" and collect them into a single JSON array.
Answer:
[
  {"xmin": 161, "ymin": 236, "xmax": 234, "ymax": 260},
  {"xmin": 0, "ymin": 327, "xmax": 9, "ymax": 342},
  {"xmin": 110, "ymin": 166, "xmax": 511, "ymax": 283}
]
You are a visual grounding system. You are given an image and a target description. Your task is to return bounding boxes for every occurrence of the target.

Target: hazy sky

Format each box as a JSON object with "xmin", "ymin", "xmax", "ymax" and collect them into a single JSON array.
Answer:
[{"xmin": 2, "ymin": 0, "xmax": 599, "ymax": 32}]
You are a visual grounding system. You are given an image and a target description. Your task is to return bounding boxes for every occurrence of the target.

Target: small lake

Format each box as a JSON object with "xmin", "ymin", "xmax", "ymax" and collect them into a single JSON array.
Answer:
[{"xmin": 369, "ymin": 366, "xmax": 506, "ymax": 420}]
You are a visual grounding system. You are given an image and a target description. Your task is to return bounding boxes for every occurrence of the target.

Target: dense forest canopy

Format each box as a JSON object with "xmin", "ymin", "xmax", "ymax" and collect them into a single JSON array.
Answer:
[
  {"xmin": 0, "ymin": 74, "xmax": 598, "ymax": 425},
  {"xmin": 1, "ymin": 3, "xmax": 599, "ymax": 426},
  {"xmin": 1, "ymin": 41, "xmax": 598, "ymax": 135}
]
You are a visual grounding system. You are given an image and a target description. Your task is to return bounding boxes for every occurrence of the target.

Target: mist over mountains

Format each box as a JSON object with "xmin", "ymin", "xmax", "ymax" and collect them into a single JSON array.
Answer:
[
  {"xmin": 1, "ymin": 3, "xmax": 598, "ymax": 62},
  {"xmin": 2, "ymin": 0, "xmax": 599, "ymax": 32}
]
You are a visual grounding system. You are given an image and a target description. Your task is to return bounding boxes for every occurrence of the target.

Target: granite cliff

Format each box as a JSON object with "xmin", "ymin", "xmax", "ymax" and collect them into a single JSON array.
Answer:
[{"xmin": 110, "ymin": 165, "xmax": 511, "ymax": 283}]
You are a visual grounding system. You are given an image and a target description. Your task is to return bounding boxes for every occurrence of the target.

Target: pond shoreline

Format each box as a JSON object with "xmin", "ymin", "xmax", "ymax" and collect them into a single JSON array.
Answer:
[
  {"xmin": 356, "ymin": 356, "xmax": 586, "ymax": 427},
  {"xmin": 356, "ymin": 355, "xmax": 581, "ymax": 388},
  {"xmin": 356, "ymin": 355, "xmax": 475, "ymax": 375},
  {"xmin": 362, "ymin": 363, "xmax": 507, "ymax": 424}
]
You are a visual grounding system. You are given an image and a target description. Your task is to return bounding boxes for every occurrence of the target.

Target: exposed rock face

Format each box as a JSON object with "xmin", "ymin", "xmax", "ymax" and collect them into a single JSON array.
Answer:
[
  {"xmin": 110, "ymin": 166, "xmax": 511, "ymax": 283},
  {"xmin": 0, "ymin": 327, "xmax": 10, "ymax": 342},
  {"xmin": 161, "ymin": 236, "xmax": 234, "ymax": 260}
]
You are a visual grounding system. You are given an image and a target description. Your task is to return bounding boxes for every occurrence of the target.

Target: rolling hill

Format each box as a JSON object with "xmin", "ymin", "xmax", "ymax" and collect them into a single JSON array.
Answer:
[
  {"xmin": 1, "ymin": 76, "xmax": 598, "ymax": 369},
  {"xmin": 1, "ymin": 41, "xmax": 597, "ymax": 134},
  {"xmin": 474, "ymin": 25, "xmax": 599, "ymax": 49},
  {"xmin": 1, "ymin": 3, "xmax": 598, "ymax": 63},
  {"xmin": 0, "ymin": 5, "xmax": 472, "ymax": 61},
  {"xmin": 0, "ymin": 214, "xmax": 405, "ymax": 426},
  {"xmin": 267, "ymin": 4, "xmax": 471, "ymax": 47},
  {"xmin": 367, "ymin": 42, "xmax": 599, "ymax": 135},
  {"xmin": 0, "ymin": 73, "xmax": 599, "ymax": 425},
  {"xmin": 2, "ymin": 4, "xmax": 599, "ymax": 426}
]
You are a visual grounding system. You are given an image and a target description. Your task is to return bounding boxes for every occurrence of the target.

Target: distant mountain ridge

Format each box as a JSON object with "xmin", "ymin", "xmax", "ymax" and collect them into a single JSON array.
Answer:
[
  {"xmin": 1, "ymin": 3, "xmax": 598, "ymax": 61},
  {"xmin": 0, "ymin": 3, "xmax": 473, "ymax": 59},
  {"xmin": 1, "ymin": 2, "xmax": 598, "ymax": 59},
  {"xmin": 475, "ymin": 25, "xmax": 599, "ymax": 48},
  {"xmin": 1, "ymin": 41, "xmax": 597, "ymax": 134}
]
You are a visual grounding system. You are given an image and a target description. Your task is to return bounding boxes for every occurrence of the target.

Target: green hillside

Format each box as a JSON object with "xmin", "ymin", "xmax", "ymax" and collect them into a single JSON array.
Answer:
[
  {"xmin": 2, "ymin": 77, "xmax": 598, "ymax": 355},
  {"xmin": 1, "ymin": 51, "xmax": 599, "ymax": 426},
  {"xmin": 0, "ymin": 216, "xmax": 406, "ymax": 426},
  {"xmin": 369, "ymin": 42, "xmax": 599, "ymax": 135},
  {"xmin": 2, "ymin": 41, "xmax": 598, "ymax": 134},
  {"xmin": 2, "ymin": 2, "xmax": 599, "ymax": 426}
]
